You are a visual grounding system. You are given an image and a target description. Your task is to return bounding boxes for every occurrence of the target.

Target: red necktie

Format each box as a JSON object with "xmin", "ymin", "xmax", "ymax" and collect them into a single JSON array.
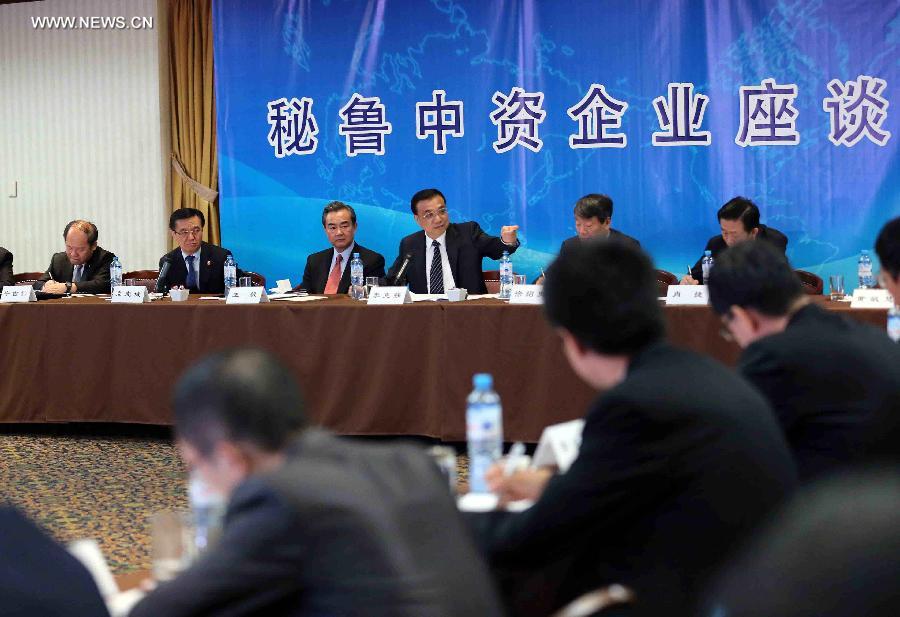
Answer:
[{"xmin": 324, "ymin": 254, "xmax": 343, "ymax": 294}]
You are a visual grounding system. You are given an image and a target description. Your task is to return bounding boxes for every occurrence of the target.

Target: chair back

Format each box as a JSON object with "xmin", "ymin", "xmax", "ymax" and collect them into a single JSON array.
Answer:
[
  {"xmin": 123, "ymin": 269, "xmax": 161, "ymax": 292},
  {"xmin": 655, "ymin": 269, "xmax": 678, "ymax": 296},
  {"xmin": 482, "ymin": 270, "xmax": 526, "ymax": 295},
  {"xmin": 795, "ymin": 269, "xmax": 824, "ymax": 295},
  {"xmin": 245, "ymin": 271, "xmax": 267, "ymax": 289},
  {"xmin": 13, "ymin": 272, "xmax": 43, "ymax": 286}
]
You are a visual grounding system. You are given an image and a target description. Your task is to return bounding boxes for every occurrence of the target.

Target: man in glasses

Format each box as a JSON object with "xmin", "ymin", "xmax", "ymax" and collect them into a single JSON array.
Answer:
[
  {"xmin": 158, "ymin": 208, "xmax": 241, "ymax": 294},
  {"xmin": 299, "ymin": 201, "xmax": 385, "ymax": 294},
  {"xmin": 708, "ymin": 241, "xmax": 900, "ymax": 482},
  {"xmin": 386, "ymin": 188, "xmax": 519, "ymax": 294},
  {"xmin": 875, "ymin": 216, "xmax": 900, "ymax": 306}
]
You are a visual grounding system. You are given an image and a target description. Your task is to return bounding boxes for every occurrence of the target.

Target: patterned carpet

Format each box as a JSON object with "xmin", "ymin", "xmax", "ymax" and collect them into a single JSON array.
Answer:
[{"xmin": 0, "ymin": 424, "xmax": 466, "ymax": 574}]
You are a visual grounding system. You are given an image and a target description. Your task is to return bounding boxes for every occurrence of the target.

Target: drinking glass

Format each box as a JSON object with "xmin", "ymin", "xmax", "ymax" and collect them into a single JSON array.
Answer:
[
  {"xmin": 124, "ymin": 278, "xmax": 136, "ymax": 287},
  {"xmin": 238, "ymin": 276, "xmax": 252, "ymax": 287},
  {"xmin": 365, "ymin": 276, "xmax": 380, "ymax": 298},
  {"xmin": 829, "ymin": 274, "xmax": 845, "ymax": 301}
]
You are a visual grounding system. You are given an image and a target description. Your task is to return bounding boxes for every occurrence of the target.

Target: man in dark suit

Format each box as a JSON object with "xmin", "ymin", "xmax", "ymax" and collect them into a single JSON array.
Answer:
[
  {"xmin": 299, "ymin": 201, "xmax": 385, "ymax": 294},
  {"xmin": 385, "ymin": 188, "xmax": 519, "ymax": 294},
  {"xmin": 558, "ymin": 193, "xmax": 640, "ymax": 257},
  {"xmin": 474, "ymin": 240, "xmax": 796, "ymax": 617},
  {"xmin": 708, "ymin": 241, "xmax": 900, "ymax": 481},
  {"xmin": 33, "ymin": 220, "xmax": 116, "ymax": 294},
  {"xmin": 875, "ymin": 216, "xmax": 900, "ymax": 306},
  {"xmin": 0, "ymin": 506, "xmax": 109, "ymax": 617},
  {"xmin": 0, "ymin": 246, "xmax": 12, "ymax": 288},
  {"xmin": 682, "ymin": 196, "xmax": 788, "ymax": 284},
  {"xmin": 130, "ymin": 348, "xmax": 503, "ymax": 617},
  {"xmin": 158, "ymin": 208, "xmax": 241, "ymax": 294}
]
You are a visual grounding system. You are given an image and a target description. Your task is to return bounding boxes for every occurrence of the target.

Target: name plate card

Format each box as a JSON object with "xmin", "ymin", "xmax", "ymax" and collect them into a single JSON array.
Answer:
[
  {"xmin": 0, "ymin": 286, "xmax": 36, "ymax": 303},
  {"xmin": 226, "ymin": 288, "xmax": 269, "ymax": 304},
  {"xmin": 666, "ymin": 285, "xmax": 709, "ymax": 305},
  {"xmin": 367, "ymin": 286, "xmax": 411, "ymax": 305},
  {"xmin": 850, "ymin": 288, "xmax": 895, "ymax": 309},
  {"xmin": 111, "ymin": 286, "xmax": 149, "ymax": 304},
  {"xmin": 532, "ymin": 419, "xmax": 585, "ymax": 474},
  {"xmin": 508, "ymin": 285, "xmax": 544, "ymax": 305}
]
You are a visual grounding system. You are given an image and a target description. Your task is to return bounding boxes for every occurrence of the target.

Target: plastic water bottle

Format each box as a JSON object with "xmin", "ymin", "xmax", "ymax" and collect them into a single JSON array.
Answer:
[
  {"xmin": 350, "ymin": 252, "xmax": 364, "ymax": 299},
  {"xmin": 223, "ymin": 254, "xmax": 237, "ymax": 296},
  {"xmin": 466, "ymin": 373, "xmax": 503, "ymax": 494},
  {"xmin": 888, "ymin": 306, "xmax": 900, "ymax": 343},
  {"xmin": 498, "ymin": 251, "xmax": 513, "ymax": 299},
  {"xmin": 110, "ymin": 256, "xmax": 123, "ymax": 288},
  {"xmin": 188, "ymin": 474, "xmax": 226, "ymax": 557},
  {"xmin": 857, "ymin": 250, "xmax": 875, "ymax": 289},
  {"xmin": 701, "ymin": 250, "xmax": 714, "ymax": 285}
]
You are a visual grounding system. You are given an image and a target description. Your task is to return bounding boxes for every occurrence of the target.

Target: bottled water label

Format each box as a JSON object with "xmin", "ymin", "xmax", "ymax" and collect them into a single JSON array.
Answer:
[{"xmin": 888, "ymin": 310, "xmax": 900, "ymax": 343}]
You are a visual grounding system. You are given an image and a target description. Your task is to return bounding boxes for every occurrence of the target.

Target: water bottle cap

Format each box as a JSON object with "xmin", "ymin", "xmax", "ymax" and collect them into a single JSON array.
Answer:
[
  {"xmin": 502, "ymin": 251, "xmax": 509, "ymax": 257},
  {"xmin": 861, "ymin": 249, "xmax": 869, "ymax": 254},
  {"xmin": 353, "ymin": 252, "xmax": 360, "ymax": 258},
  {"xmin": 704, "ymin": 250, "xmax": 712, "ymax": 256},
  {"xmin": 473, "ymin": 373, "xmax": 493, "ymax": 390}
]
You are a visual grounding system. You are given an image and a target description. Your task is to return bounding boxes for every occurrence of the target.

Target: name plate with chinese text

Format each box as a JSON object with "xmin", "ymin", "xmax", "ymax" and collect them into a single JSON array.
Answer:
[
  {"xmin": 665, "ymin": 285, "xmax": 709, "ymax": 305},
  {"xmin": 850, "ymin": 289, "xmax": 894, "ymax": 309},
  {"xmin": 111, "ymin": 286, "xmax": 149, "ymax": 304},
  {"xmin": 0, "ymin": 286, "xmax": 36, "ymax": 303},
  {"xmin": 226, "ymin": 288, "xmax": 269, "ymax": 304},
  {"xmin": 367, "ymin": 286, "xmax": 411, "ymax": 305},
  {"xmin": 508, "ymin": 285, "xmax": 544, "ymax": 305}
]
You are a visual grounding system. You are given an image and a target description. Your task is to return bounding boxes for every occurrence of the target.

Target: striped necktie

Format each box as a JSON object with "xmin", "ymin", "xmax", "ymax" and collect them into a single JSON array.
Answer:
[{"xmin": 429, "ymin": 240, "xmax": 444, "ymax": 294}]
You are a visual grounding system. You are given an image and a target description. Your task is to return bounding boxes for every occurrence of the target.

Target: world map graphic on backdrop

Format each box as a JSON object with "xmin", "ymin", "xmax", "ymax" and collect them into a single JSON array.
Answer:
[{"xmin": 214, "ymin": 0, "xmax": 898, "ymax": 287}]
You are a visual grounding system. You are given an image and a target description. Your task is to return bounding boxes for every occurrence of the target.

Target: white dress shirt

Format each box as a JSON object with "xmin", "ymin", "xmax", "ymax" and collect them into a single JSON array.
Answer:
[{"xmin": 424, "ymin": 233, "xmax": 456, "ymax": 293}]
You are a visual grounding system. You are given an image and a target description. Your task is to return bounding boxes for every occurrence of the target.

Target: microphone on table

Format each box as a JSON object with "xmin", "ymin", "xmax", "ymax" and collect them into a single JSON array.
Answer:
[
  {"xmin": 391, "ymin": 253, "xmax": 412, "ymax": 286},
  {"xmin": 156, "ymin": 257, "xmax": 172, "ymax": 295}
]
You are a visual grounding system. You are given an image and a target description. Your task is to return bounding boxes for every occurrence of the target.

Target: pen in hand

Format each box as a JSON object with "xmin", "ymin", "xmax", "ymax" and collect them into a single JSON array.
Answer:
[{"xmin": 503, "ymin": 442, "xmax": 526, "ymax": 476}]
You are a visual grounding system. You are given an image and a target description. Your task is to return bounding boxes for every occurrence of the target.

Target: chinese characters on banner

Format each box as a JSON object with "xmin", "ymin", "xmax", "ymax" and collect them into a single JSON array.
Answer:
[{"xmin": 267, "ymin": 77, "xmax": 891, "ymax": 157}]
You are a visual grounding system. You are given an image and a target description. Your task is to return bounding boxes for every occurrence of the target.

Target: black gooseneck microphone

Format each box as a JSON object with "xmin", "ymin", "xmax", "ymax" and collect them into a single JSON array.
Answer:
[
  {"xmin": 391, "ymin": 253, "xmax": 413, "ymax": 286},
  {"xmin": 156, "ymin": 257, "xmax": 172, "ymax": 294}
]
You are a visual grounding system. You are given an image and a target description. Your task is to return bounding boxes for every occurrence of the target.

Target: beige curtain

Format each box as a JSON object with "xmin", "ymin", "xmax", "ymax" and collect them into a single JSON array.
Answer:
[{"xmin": 168, "ymin": 0, "xmax": 219, "ymax": 246}]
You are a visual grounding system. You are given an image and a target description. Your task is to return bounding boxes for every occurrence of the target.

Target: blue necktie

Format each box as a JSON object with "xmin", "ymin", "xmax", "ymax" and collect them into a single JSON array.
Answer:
[{"xmin": 186, "ymin": 255, "xmax": 197, "ymax": 289}]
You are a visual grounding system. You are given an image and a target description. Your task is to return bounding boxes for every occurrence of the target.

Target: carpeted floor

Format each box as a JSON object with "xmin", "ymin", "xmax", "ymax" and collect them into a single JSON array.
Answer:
[{"xmin": 0, "ymin": 424, "xmax": 466, "ymax": 573}]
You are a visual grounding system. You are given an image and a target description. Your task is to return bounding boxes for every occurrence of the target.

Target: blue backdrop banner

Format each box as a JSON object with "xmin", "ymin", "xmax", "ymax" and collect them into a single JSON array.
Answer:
[{"xmin": 214, "ymin": 0, "xmax": 898, "ymax": 288}]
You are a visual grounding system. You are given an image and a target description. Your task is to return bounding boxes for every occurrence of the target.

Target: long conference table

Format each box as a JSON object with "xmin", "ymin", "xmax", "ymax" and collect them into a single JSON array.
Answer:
[{"xmin": 0, "ymin": 294, "xmax": 888, "ymax": 442}]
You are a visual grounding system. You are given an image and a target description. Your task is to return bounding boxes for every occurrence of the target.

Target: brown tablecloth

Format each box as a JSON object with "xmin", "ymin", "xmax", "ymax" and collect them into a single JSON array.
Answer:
[{"xmin": 0, "ymin": 295, "xmax": 888, "ymax": 441}]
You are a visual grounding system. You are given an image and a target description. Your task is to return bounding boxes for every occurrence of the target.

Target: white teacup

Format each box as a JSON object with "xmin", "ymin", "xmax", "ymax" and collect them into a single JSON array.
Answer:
[{"xmin": 170, "ymin": 289, "xmax": 190, "ymax": 302}]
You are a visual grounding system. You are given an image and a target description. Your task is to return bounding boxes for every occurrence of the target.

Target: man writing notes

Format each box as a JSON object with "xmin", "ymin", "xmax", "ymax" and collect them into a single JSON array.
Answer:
[
  {"xmin": 474, "ymin": 240, "xmax": 796, "ymax": 617},
  {"xmin": 158, "ymin": 208, "xmax": 241, "ymax": 294},
  {"xmin": 300, "ymin": 201, "xmax": 385, "ymax": 294},
  {"xmin": 681, "ymin": 196, "xmax": 787, "ymax": 284},
  {"xmin": 34, "ymin": 220, "xmax": 116, "ymax": 294},
  {"xmin": 386, "ymin": 188, "xmax": 519, "ymax": 294}
]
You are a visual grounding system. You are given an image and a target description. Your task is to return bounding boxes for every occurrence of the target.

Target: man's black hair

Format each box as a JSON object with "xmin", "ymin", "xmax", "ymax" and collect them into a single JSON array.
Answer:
[
  {"xmin": 410, "ymin": 188, "xmax": 446, "ymax": 215},
  {"xmin": 173, "ymin": 348, "xmax": 308, "ymax": 456},
  {"xmin": 321, "ymin": 201, "xmax": 357, "ymax": 226},
  {"xmin": 717, "ymin": 197, "xmax": 760, "ymax": 233},
  {"xmin": 707, "ymin": 241, "xmax": 803, "ymax": 316},
  {"xmin": 169, "ymin": 207, "xmax": 206, "ymax": 231},
  {"xmin": 543, "ymin": 240, "xmax": 664, "ymax": 355},
  {"xmin": 573, "ymin": 194, "xmax": 613, "ymax": 222},
  {"xmin": 875, "ymin": 216, "xmax": 900, "ymax": 278}
]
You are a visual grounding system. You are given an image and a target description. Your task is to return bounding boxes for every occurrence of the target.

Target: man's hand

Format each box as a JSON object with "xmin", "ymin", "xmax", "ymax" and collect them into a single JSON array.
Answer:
[
  {"xmin": 679, "ymin": 275, "xmax": 699, "ymax": 285},
  {"xmin": 41, "ymin": 280, "xmax": 67, "ymax": 294},
  {"xmin": 501, "ymin": 225, "xmax": 519, "ymax": 245},
  {"xmin": 485, "ymin": 465, "xmax": 552, "ymax": 506}
]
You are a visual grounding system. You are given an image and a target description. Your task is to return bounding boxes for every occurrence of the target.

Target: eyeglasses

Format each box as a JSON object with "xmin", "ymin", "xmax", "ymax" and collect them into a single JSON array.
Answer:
[
  {"xmin": 420, "ymin": 207, "xmax": 448, "ymax": 221},
  {"xmin": 175, "ymin": 227, "xmax": 203, "ymax": 238},
  {"xmin": 326, "ymin": 223, "xmax": 353, "ymax": 232}
]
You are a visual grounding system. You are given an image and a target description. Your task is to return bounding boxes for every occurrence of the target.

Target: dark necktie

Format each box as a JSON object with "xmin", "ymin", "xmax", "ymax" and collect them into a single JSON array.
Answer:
[
  {"xmin": 186, "ymin": 255, "xmax": 198, "ymax": 289},
  {"xmin": 72, "ymin": 265, "xmax": 83, "ymax": 283},
  {"xmin": 430, "ymin": 240, "xmax": 444, "ymax": 294}
]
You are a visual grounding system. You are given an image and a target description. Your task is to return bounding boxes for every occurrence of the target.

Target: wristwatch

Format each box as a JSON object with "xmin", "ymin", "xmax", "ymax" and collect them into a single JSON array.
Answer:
[{"xmin": 65, "ymin": 282, "xmax": 72, "ymax": 294}]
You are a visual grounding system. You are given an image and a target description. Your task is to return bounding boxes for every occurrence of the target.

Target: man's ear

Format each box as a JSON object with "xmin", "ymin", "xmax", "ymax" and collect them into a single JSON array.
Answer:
[
  {"xmin": 731, "ymin": 305, "xmax": 762, "ymax": 334},
  {"xmin": 749, "ymin": 227, "xmax": 760, "ymax": 239},
  {"xmin": 558, "ymin": 328, "xmax": 588, "ymax": 358}
]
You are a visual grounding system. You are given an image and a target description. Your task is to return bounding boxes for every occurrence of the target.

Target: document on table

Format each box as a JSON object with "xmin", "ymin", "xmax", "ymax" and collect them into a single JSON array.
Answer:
[{"xmin": 270, "ymin": 294, "xmax": 327, "ymax": 302}]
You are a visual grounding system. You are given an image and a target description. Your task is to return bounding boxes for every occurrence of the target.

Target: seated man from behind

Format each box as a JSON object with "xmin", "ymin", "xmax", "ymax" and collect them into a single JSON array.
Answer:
[
  {"xmin": 708, "ymin": 241, "xmax": 900, "ymax": 482},
  {"xmin": 34, "ymin": 220, "xmax": 116, "ymax": 294},
  {"xmin": 386, "ymin": 188, "xmax": 519, "ymax": 294},
  {"xmin": 300, "ymin": 201, "xmax": 385, "ymax": 294},
  {"xmin": 130, "ymin": 348, "xmax": 503, "ymax": 617},
  {"xmin": 681, "ymin": 196, "xmax": 787, "ymax": 284},
  {"xmin": 0, "ymin": 246, "xmax": 12, "ymax": 288},
  {"xmin": 875, "ymin": 216, "xmax": 900, "ymax": 306},
  {"xmin": 158, "ymin": 208, "xmax": 241, "ymax": 294},
  {"xmin": 476, "ymin": 240, "xmax": 796, "ymax": 617}
]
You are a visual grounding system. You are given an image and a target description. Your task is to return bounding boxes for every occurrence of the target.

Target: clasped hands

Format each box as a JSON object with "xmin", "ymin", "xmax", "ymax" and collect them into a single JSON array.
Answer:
[{"xmin": 484, "ymin": 462, "xmax": 553, "ymax": 507}]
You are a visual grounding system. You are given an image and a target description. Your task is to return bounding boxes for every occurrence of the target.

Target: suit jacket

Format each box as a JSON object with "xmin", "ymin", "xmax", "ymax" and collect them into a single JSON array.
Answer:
[
  {"xmin": 690, "ymin": 224, "xmax": 788, "ymax": 282},
  {"xmin": 739, "ymin": 303, "xmax": 900, "ymax": 482},
  {"xmin": 131, "ymin": 430, "xmax": 504, "ymax": 617},
  {"xmin": 159, "ymin": 242, "xmax": 241, "ymax": 294},
  {"xmin": 33, "ymin": 246, "xmax": 116, "ymax": 294},
  {"xmin": 0, "ymin": 247, "xmax": 12, "ymax": 288},
  {"xmin": 300, "ymin": 243, "xmax": 386, "ymax": 294},
  {"xmin": 471, "ymin": 344, "xmax": 796, "ymax": 617},
  {"xmin": 386, "ymin": 221, "xmax": 518, "ymax": 294},
  {"xmin": 0, "ymin": 506, "xmax": 109, "ymax": 617},
  {"xmin": 558, "ymin": 229, "xmax": 641, "ymax": 258}
]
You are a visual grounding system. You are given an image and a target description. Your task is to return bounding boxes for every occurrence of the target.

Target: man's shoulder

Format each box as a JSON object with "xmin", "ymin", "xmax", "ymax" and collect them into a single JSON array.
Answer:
[
  {"xmin": 399, "ymin": 229, "xmax": 425, "ymax": 246},
  {"xmin": 201, "ymin": 242, "xmax": 232, "ymax": 261},
  {"xmin": 610, "ymin": 229, "xmax": 640, "ymax": 247},
  {"xmin": 92, "ymin": 247, "xmax": 115, "ymax": 263},
  {"xmin": 306, "ymin": 246, "xmax": 333, "ymax": 263},
  {"xmin": 0, "ymin": 246, "xmax": 10, "ymax": 260},
  {"xmin": 759, "ymin": 225, "xmax": 788, "ymax": 250},
  {"xmin": 352, "ymin": 243, "xmax": 384, "ymax": 261},
  {"xmin": 705, "ymin": 235, "xmax": 727, "ymax": 253}
]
